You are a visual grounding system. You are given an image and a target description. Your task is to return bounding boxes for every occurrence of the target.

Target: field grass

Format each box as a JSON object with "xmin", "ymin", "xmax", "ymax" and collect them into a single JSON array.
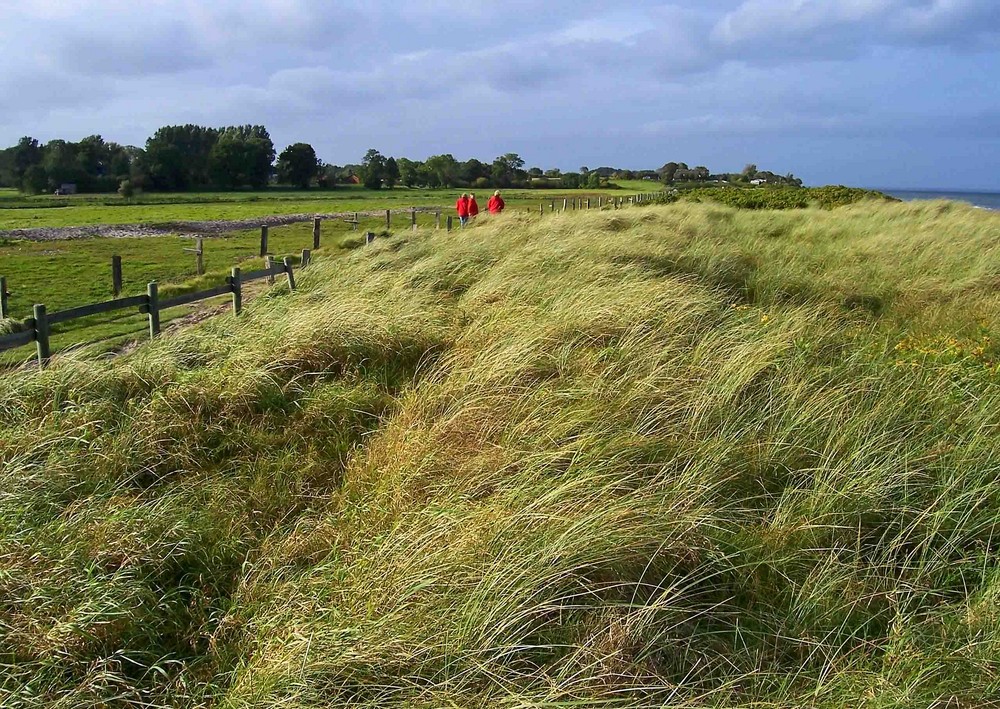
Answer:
[
  {"xmin": 0, "ymin": 184, "xmax": 662, "ymax": 230},
  {"xmin": 0, "ymin": 220, "xmax": 375, "ymax": 364},
  {"xmin": 1, "ymin": 199, "xmax": 1000, "ymax": 706},
  {"xmin": 0, "ymin": 187, "xmax": 655, "ymax": 361}
]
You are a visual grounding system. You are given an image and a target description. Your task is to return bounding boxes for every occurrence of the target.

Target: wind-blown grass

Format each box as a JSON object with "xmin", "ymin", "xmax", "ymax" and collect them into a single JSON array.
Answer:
[{"xmin": 2, "ymin": 200, "xmax": 1000, "ymax": 707}]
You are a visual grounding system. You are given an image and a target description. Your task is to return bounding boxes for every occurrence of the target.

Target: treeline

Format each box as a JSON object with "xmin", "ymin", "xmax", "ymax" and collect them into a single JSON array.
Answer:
[
  {"xmin": 0, "ymin": 136, "xmax": 137, "ymax": 194},
  {"xmin": 656, "ymin": 162, "xmax": 803, "ymax": 187},
  {"xmin": 0, "ymin": 126, "xmax": 280, "ymax": 194},
  {"xmin": 0, "ymin": 122, "xmax": 803, "ymax": 194}
]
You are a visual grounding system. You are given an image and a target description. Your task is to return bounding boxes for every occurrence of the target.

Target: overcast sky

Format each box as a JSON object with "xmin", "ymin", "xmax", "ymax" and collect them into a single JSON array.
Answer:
[{"xmin": 1, "ymin": 0, "xmax": 998, "ymax": 190}]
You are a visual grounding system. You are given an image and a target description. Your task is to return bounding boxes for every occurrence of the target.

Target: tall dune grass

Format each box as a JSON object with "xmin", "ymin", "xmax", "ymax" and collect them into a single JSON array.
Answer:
[{"xmin": 2, "ymin": 200, "xmax": 1000, "ymax": 707}]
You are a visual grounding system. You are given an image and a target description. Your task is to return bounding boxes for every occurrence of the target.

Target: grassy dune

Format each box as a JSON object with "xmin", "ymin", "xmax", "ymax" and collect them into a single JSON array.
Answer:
[{"xmin": 2, "ymin": 200, "xmax": 1000, "ymax": 706}]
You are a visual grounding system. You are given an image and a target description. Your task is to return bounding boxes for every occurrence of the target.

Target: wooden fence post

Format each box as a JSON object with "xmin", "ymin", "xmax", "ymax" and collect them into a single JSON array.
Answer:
[
  {"xmin": 385, "ymin": 209, "xmax": 391, "ymax": 230},
  {"xmin": 112, "ymin": 256, "xmax": 122, "ymax": 298},
  {"xmin": 33, "ymin": 304, "xmax": 50, "ymax": 367},
  {"xmin": 183, "ymin": 239, "xmax": 204, "ymax": 275},
  {"xmin": 411, "ymin": 208, "xmax": 417, "ymax": 231},
  {"xmin": 550, "ymin": 200, "xmax": 555, "ymax": 212},
  {"xmin": 230, "ymin": 267, "xmax": 242, "ymax": 315},
  {"xmin": 436, "ymin": 210, "xmax": 441, "ymax": 229},
  {"xmin": 259, "ymin": 225, "xmax": 269, "ymax": 256},
  {"xmin": 301, "ymin": 249, "xmax": 310, "ymax": 267},
  {"xmin": 283, "ymin": 257, "xmax": 296, "ymax": 291},
  {"xmin": 146, "ymin": 282, "xmax": 160, "ymax": 338},
  {"xmin": 1, "ymin": 276, "xmax": 10, "ymax": 319},
  {"xmin": 353, "ymin": 212, "xmax": 359, "ymax": 230},
  {"xmin": 446, "ymin": 216, "xmax": 453, "ymax": 232},
  {"xmin": 539, "ymin": 203, "xmax": 543, "ymax": 215},
  {"xmin": 313, "ymin": 218, "xmax": 321, "ymax": 249},
  {"xmin": 265, "ymin": 256, "xmax": 275, "ymax": 285},
  {"xmin": 562, "ymin": 198, "xmax": 568, "ymax": 212},
  {"xmin": 587, "ymin": 198, "xmax": 591, "ymax": 209}
]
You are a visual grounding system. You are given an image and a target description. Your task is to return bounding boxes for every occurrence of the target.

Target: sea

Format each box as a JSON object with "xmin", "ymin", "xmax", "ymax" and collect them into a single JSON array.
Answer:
[{"xmin": 877, "ymin": 189, "xmax": 1000, "ymax": 211}]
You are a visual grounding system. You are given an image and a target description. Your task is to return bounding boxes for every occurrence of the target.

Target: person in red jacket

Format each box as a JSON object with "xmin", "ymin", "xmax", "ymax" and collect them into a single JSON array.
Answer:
[
  {"xmin": 456, "ymin": 193, "xmax": 470, "ymax": 226},
  {"xmin": 487, "ymin": 190, "xmax": 505, "ymax": 214},
  {"xmin": 468, "ymin": 193, "xmax": 480, "ymax": 220}
]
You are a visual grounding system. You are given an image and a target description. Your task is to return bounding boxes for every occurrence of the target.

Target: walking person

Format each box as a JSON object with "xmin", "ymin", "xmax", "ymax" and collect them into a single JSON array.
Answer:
[
  {"xmin": 468, "ymin": 193, "xmax": 480, "ymax": 221},
  {"xmin": 487, "ymin": 189, "xmax": 505, "ymax": 215},
  {"xmin": 456, "ymin": 193, "xmax": 470, "ymax": 227}
]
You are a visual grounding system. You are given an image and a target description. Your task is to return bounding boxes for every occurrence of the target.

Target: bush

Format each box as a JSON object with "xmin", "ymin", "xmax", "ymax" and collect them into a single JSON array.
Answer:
[{"xmin": 648, "ymin": 185, "xmax": 897, "ymax": 210}]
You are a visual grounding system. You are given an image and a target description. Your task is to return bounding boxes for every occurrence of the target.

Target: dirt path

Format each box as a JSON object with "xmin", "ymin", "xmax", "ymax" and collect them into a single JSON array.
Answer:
[{"xmin": 0, "ymin": 206, "xmax": 444, "ymax": 242}]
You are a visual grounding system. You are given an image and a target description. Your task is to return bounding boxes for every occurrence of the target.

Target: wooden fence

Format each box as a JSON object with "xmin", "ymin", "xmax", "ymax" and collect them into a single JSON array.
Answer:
[
  {"xmin": 0, "ymin": 193, "xmax": 654, "ymax": 367},
  {"xmin": 0, "ymin": 259, "xmax": 294, "ymax": 368}
]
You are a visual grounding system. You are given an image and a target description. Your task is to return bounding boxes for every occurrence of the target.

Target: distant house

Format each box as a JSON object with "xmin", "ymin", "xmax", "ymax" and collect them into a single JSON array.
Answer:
[
  {"xmin": 750, "ymin": 178, "xmax": 766, "ymax": 185},
  {"xmin": 347, "ymin": 174, "xmax": 361, "ymax": 185}
]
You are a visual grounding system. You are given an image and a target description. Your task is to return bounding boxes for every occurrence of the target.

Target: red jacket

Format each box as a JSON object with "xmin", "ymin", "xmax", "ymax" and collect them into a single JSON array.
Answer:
[
  {"xmin": 487, "ymin": 195, "xmax": 505, "ymax": 214},
  {"xmin": 468, "ymin": 197, "xmax": 480, "ymax": 216},
  {"xmin": 456, "ymin": 197, "xmax": 469, "ymax": 217}
]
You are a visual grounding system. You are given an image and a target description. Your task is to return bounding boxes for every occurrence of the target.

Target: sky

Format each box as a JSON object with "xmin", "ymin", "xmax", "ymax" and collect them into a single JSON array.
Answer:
[{"xmin": 0, "ymin": 0, "xmax": 998, "ymax": 190}]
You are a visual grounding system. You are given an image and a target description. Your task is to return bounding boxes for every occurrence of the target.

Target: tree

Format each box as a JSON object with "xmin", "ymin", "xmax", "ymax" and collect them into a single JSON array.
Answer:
[
  {"xmin": 460, "ymin": 158, "xmax": 489, "ymax": 186},
  {"xmin": 21, "ymin": 165, "xmax": 48, "ymax": 194},
  {"xmin": 492, "ymin": 153, "xmax": 526, "ymax": 187},
  {"xmin": 397, "ymin": 157, "xmax": 421, "ymax": 187},
  {"xmin": 210, "ymin": 125, "xmax": 275, "ymax": 189},
  {"xmin": 528, "ymin": 167, "xmax": 543, "ymax": 178},
  {"xmin": 384, "ymin": 157, "xmax": 400, "ymax": 188},
  {"xmin": 208, "ymin": 133, "xmax": 247, "ymax": 189},
  {"xmin": 586, "ymin": 172, "xmax": 602, "ymax": 189},
  {"xmin": 12, "ymin": 137, "xmax": 42, "ymax": 189},
  {"xmin": 42, "ymin": 139, "xmax": 83, "ymax": 190},
  {"xmin": 238, "ymin": 125, "xmax": 276, "ymax": 189},
  {"xmin": 0, "ymin": 148, "xmax": 14, "ymax": 188},
  {"xmin": 361, "ymin": 148, "xmax": 387, "ymax": 189},
  {"xmin": 741, "ymin": 164, "xmax": 758, "ymax": 182},
  {"xmin": 424, "ymin": 154, "xmax": 460, "ymax": 187},
  {"xmin": 276, "ymin": 143, "xmax": 320, "ymax": 188},
  {"xmin": 118, "ymin": 179, "xmax": 136, "ymax": 203},
  {"xmin": 145, "ymin": 125, "xmax": 218, "ymax": 190},
  {"xmin": 561, "ymin": 172, "xmax": 582, "ymax": 189}
]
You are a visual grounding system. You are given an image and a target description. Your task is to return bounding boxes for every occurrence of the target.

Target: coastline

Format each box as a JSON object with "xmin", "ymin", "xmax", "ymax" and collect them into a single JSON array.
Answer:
[{"xmin": 875, "ymin": 188, "xmax": 1000, "ymax": 211}]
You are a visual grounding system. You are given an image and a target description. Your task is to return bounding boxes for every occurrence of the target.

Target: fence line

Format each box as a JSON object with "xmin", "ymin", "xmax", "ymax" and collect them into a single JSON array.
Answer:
[
  {"xmin": 0, "ymin": 259, "xmax": 293, "ymax": 367},
  {"xmin": 0, "ymin": 192, "xmax": 652, "ymax": 367}
]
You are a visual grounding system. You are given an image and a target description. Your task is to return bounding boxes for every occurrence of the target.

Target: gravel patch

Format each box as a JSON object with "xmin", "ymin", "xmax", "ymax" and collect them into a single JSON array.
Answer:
[{"xmin": 0, "ymin": 207, "xmax": 445, "ymax": 242}]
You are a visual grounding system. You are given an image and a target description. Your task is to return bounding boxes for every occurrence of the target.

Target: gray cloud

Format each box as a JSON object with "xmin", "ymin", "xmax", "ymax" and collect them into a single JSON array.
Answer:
[{"xmin": 0, "ymin": 0, "xmax": 998, "ymax": 189}]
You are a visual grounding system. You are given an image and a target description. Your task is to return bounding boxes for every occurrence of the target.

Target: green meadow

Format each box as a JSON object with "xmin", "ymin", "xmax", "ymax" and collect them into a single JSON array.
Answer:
[
  {"xmin": 2, "ymin": 198, "xmax": 1000, "ymax": 706},
  {"xmin": 0, "ymin": 184, "xmax": 659, "ymax": 230},
  {"xmin": 0, "ymin": 186, "xmax": 658, "ymax": 363}
]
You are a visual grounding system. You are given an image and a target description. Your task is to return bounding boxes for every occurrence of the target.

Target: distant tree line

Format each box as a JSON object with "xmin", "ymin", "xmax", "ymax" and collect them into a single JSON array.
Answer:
[
  {"xmin": 0, "ymin": 126, "xmax": 282, "ymax": 195},
  {"xmin": 0, "ymin": 124, "xmax": 803, "ymax": 194},
  {"xmin": 656, "ymin": 161, "xmax": 803, "ymax": 187}
]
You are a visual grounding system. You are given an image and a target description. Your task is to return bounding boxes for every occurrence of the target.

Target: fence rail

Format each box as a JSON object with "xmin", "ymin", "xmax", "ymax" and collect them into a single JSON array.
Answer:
[
  {"xmin": 0, "ymin": 192, "xmax": 652, "ymax": 367},
  {"xmin": 1, "ymin": 259, "xmax": 298, "ymax": 368},
  {"xmin": 49, "ymin": 294, "xmax": 148, "ymax": 325}
]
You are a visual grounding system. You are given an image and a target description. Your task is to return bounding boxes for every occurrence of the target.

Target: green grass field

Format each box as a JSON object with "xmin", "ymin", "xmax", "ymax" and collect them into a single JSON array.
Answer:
[
  {"xmin": 0, "ymin": 186, "xmax": 659, "ymax": 362},
  {"xmin": 0, "ymin": 221, "xmax": 371, "ymax": 364},
  {"xmin": 2, "ymin": 199, "xmax": 1000, "ymax": 706},
  {"xmin": 0, "ymin": 184, "xmax": 661, "ymax": 230}
]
